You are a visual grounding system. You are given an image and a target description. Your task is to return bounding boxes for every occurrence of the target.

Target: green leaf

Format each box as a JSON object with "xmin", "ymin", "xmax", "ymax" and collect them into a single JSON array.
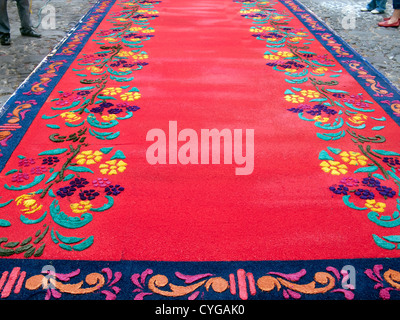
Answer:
[
  {"xmin": 38, "ymin": 148, "xmax": 68, "ymax": 156},
  {"xmin": 354, "ymin": 166, "xmax": 378, "ymax": 174}
]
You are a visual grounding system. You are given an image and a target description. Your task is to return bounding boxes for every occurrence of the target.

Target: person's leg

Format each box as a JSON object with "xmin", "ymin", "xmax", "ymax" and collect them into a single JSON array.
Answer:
[
  {"xmin": 15, "ymin": 0, "xmax": 32, "ymax": 33},
  {"xmin": 375, "ymin": 0, "xmax": 387, "ymax": 12},
  {"xmin": 16, "ymin": 0, "xmax": 41, "ymax": 37},
  {"xmin": 366, "ymin": 0, "xmax": 377, "ymax": 10},
  {"xmin": 0, "ymin": 0, "xmax": 11, "ymax": 35}
]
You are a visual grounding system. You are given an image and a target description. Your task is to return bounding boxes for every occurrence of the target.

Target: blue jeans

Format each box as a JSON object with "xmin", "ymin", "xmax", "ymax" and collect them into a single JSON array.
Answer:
[
  {"xmin": 366, "ymin": 0, "xmax": 387, "ymax": 12},
  {"xmin": 0, "ymin": 0, "xmax": 32, "ymax": 34},
  {"xmin": 394, "ymin": 0, "xmax": 400, "ymax": 10}
]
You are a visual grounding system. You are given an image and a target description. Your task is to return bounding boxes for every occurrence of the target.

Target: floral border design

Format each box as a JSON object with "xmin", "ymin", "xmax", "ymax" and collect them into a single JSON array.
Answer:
[
  {"xmin": 0, "ymin": 0, "xmax": 161, "ymax": 258},
  {"xmin": 235, "ymin": 0, "xmax": 400, "ymax": 251}
]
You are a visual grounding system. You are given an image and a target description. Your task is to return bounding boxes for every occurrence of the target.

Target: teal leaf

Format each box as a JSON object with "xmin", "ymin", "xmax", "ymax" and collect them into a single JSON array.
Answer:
[
  {"xmin": 4, "ymin": 174, "xmax": 46, "ymax": 191},
  {"xmin": 20, "ymin": 211, "xmax": 47, "ymax": 225},
  {"xmin": 372, "ymin": 234, "xmax": 396, "ymax": 250},
  {"xmin": 100, "ymin": 147, "xmax": 114, "ymax": 154},
  {"xmin": 111, "ymin": 150, "xmax": 126, "ymax": 160},
  {"xmin": 342, "ymin": 195, "xmax": 367, "ymax": 211},
  {"xmin": 372, "ymin": 150, "xmax": 400, "ymax": 157},
  {"xmin": 72, "ymin": 236, "xmax": 94, "ymax": 251},
  {"xmin": 66, "ymin": 166, "xmax": 94, "ymax": 174},
  {"xmin": 354, "ymin": 166, "xmax": 378, "ymax": 174},
  {"xmin": 55, "ymin": 230, "xmax": 85, "ymax": 244},
  {"xmin": 90, "ymin": 196, "xmax": 114, "ymax": 212},
  {"xmin": 0, "ymin": 219, "xmax": 11, "ymax": 227},
  {"xmin": 318, "ymin": 150, "xmax": 334, "ymax": 161},
  {"xmin": 50, "ymin": 199, "xmax": 93, "ymax": 229},
  {"xmin": 38, "ymin": 148, "xmax": 68, "ymax": 156}
]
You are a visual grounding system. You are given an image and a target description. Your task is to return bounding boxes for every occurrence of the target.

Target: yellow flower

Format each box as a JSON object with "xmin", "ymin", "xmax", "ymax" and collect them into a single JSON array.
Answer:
[
  {"xmin": 75, "ymin": 150, "xmax": 103, "ymax": 165},
  {"xmin": 320, "ymin": 160, "xmax": 348, "ymax": 175},
  {"xmin": 365, "ymin": 200, "xmax": 386, "ymax": 213},
  {"xmin": 99, "ymin": 160, "xmax": 127, "ymax": 175},
  {"xmin": 86, "ymin": 66, "xmax": 104, "ymax": 73},
  {"xmin": 104, "ymin": 37, "xmax": 119, "ymax": 43},
  {"xmin": 101, "ymin": 114, "xmax": 118, "ymax": 121},
  {"xmin": 101, "ymin": 87, "xmax": 122, "ymax": 96},
  {"xmin": 300, "ymin": 89, "xmax": 321, "ymax": 99},
  {"xmin": 60, "ymin": 112, "xmax": 81, "ymax": 123},
  {"xmin": 120, "ymin": 91, "xmax": 141, "ymax": 101},
  {"xmin": 264, "ymin": 54, "xmax": 280, "ymax": 61},
  {"xmin": 15, "ymin": 194, "xmax": 43, "ymax": 215},
  {"xmin": 277, "ymin": 51, "xmax": 295, "ymax": 58},
  {"xmin": 71, "ymin": 201, "xmax": 92, "ymax": 214},
  {"xmin": 132, "ymin": 53, "xmax": 148, "ymax": 60},
  {"xmin": 313, "ymin": 115, "xmax": 330, "ymax": 123},
  {"xmin": 340, "ymin": 151, "xmax": 368, "ymax": 166},
  {"xmin": 285, "ymin": 94, "xmax": 305, "ymax": 104},
  {"xmin": 314, "ymin": 67, "xmax": 328, "ymax": 74},
  {"xmin": 348, "ymin": 113, "xmax": 368, "ymax": 125},
  {"xmin": 118, "ymin": 67, "xmax": 132, "ymax": 72},
  {"xmin": 288, "ymin": 37, "xmax": 303, "ymax": 42}
]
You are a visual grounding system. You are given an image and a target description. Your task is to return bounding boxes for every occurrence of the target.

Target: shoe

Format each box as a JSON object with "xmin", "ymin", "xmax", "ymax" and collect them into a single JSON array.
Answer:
[
  {"xmin": 371, "ymin": 9, "xmax": 384, "ymax": 14},
  {"xmin": 0, "ymin": 33, "xmax": 11, "ymax": 46},
  {"xmin": 378, "ymin": 19, "xmax": 400, "ymax": 27},
  {"xmin": 360, "ymin": 8, "xmax": 370, "ymax": 12},
  {"xmin": 20, "ymin": 29, "xmax": 41, "ymax": 38},
  {"xmin": 384, "ymin": 17, "xmax": 400, "ymax": 21}
]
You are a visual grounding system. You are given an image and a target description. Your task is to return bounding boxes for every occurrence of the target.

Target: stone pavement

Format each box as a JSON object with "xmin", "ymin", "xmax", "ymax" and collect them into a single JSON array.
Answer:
[
  {"xmin": 0, "ymin": 0, "xmax": 399, "ymax": 108},
  {"xmin": 0, "ymin": 0, "xmax": 94, "ymax": 107}
]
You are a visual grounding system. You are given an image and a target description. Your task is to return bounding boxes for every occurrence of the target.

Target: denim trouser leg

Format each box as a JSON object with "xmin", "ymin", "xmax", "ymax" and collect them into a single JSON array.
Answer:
[
  {"xmin": 375, "ymin": 0, "xmax": 387, "ymax": 11},
  {"xmin": 366, "ymin": 0, "xmax": 377, "ymax": 10},
  {"xmin": 0, "ymin": 0, "xmax": 11, "ymax": 34},
  {"xmin": 366, "ymin": 0, "xmax": 386, "ymax": 11},
  {"xmin": 16, "ymin": 0, "xmax": 32, "ymax": 32},
  {"xmin": 394, "ymin": 0, "xmax": 400, "ymax": 10}
]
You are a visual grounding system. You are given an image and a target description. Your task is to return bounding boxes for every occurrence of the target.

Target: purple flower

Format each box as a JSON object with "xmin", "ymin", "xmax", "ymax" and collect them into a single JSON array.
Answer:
[
  {"xmin": 70, "ymin": 178, "xmax": 89, "ymax": 188},
  {"xmin": 18, "ymin": 158, "xmax": 35, "ymax": 167},
  {"xmin": 30, "ymin": 166, "xmax": 47, "ymax": 175},
  {"xmin": 354, "ymin": 189, "xmax": 375, "ymax": 200},
  {"xmin": 105, "ymin": 185, "xmax": 124, "ymax": 196},
  {"xmin": 376, "ymin": 186, "xmax": 396, "ymax": 198},
  {"xmin": 329, "ymin": 185, "xmax": 349, "ymax": 195},
  {"xmin": 340, "ymin": 177, "xmax": 359, "ymax": 187},
  {"xmin": 108, "ymin": 108, "xmax": 123, "ymax": 114},
  {"xmin": 383, "ymin": 157, "xmax": 400, "ymax": 168},
  {"xmin": 362, "ymin": 177, "xmax": 381, "ymax": 188},
  {"xmin": 79, "ymin": 189, "xmax": 100, "ymax": 201},
  {"xmin": 11, "ymin": 172, "xmax": 29, "ymax": 183},
  {"xmin": 42, "ymin": 156, "xmax": 60, "ymax": 166},
  {"xmin": 93, "ymin": 178, "xmax": 112, "ymax": 188},
  {"xmin": 57, "ymin": 186, "xmax": 76, "ymax": 198},
  {"xmin": 127, "ymin": 105, "xmax": 140, "ymax": 112}
]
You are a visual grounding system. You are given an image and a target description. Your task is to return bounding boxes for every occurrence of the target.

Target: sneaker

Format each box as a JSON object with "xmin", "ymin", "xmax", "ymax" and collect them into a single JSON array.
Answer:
[
  {"xmin": 360, "ymin": 8, "xmax": 370, "ymax": 12},
  {"xmin": 371, "ymin": 9, "xmax": 384, "ymax": 14}
]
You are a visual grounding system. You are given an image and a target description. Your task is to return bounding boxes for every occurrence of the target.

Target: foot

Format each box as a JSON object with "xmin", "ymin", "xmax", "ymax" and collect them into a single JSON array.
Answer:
[
  {"xmin": 371, "ymin": 9, "xmax": 384, "ymax": 14},
  {"xmin": 378, "ymin": 19, "xmax": 400, "ymax": 27},
  {"xmin": 0, "ymin": 33, "xmax": 11, "ymax": 46},
  {"xmin": 360, "ymin": 7, "xmax": 371, "ymax": 12},
  {"xmin": 20, "ymin": 29, "xmax": 41, "ymax": 38}
]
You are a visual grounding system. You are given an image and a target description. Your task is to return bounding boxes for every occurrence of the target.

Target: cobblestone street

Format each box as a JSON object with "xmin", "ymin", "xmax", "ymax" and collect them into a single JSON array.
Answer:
[{"xmin": 0, "ymin": 0, "xmax": 399, "ymax": 108}]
